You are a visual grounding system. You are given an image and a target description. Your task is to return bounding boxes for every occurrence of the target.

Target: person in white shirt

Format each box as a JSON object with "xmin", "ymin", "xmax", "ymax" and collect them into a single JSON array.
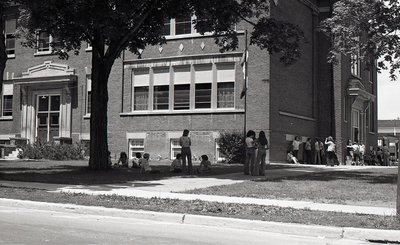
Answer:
[
  {"xmin": 139, "ymin": 153, "xmax": 160, "ymax": 174},
  {"xmin": 292, "ymin": 136, "xmax": 301, "ymax": 159},
  {"xmin": 352, "ymin": 141, "xmax": 360, "ymax": 165},
  {"xmin": 314, "ymin": 138, "xmax": 321, "ymax": 165},
  {"xmin": 180, "ymin": 129, "xmax": 193, "ymax": 175}
]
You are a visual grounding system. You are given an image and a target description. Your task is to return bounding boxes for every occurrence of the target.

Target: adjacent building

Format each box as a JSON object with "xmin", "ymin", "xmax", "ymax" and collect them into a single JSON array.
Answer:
[{"xmin": 1, "ymin": 0, "xmax": 378, "ymax": 163}]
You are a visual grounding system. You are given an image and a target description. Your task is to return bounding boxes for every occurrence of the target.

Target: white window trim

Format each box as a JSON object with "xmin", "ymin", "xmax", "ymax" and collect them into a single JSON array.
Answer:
[
  {"xmin": 170, "ymin": 138, "xmax": 181, "ymax": 160},
  {"xmin": 34, "ymin": 31, "xmax": 56, "ymax": 56},
  {"xmin": 128, "ymin": 138, "xmax": 145, "ymax": 159},
  {"xmin": 164, "ymin": 16, "xmax": 214, "ymax": 39},
  {"xmin": 5, "ymin": 18, "xmax": 17, "ymax": 58}
]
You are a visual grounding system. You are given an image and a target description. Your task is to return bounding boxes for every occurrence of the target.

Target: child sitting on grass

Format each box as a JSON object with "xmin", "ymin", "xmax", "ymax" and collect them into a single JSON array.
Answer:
[
  {"xmin": 131, "ymin": 152, "xmax": 141, "ymax": 169},
  {"xmin": 170, "ymin": 153, "xmax": 182, "ymax": 173},
  {"xmin": 196, "ymin": 154, "xmax": 212, "ymax": 174},
  {"xmin": 287, "ymin": 151, "xmax": 299, "ymax": 164},
  {"xmin": 139, "ymin": 153, "xmax": 161, "ymax": 174},
  {"xmin": 115, "ymin": 152, "xmax": 129, "ymax": 168}
]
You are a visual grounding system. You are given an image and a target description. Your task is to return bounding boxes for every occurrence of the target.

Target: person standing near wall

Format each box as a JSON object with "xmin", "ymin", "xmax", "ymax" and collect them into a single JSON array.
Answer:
[
  {"xmin": 180, "ymin": 129, "xmax": 193, "ymax": 175},
  {"xmin": 244, "ymin": 130, "xmax": 256, "ymax": 175},
  {"xmin": 383, "ymin": 143, "xmax": 390, "ymax": 166},
  {"xmin": 254, "ymin": 131, "xmax": 269, "ymax": 176},
  {"xmin": 314, "ymin": 138, "xmax": 321, "ymax": 165},
  {"xmin": 325, "ymin": 136, "xmax": 336, "ymax": 166},
  {"xmin": 305, "ymin": 138, "xmax": 312, "ymax": 164},
  {"xmin": 292, "ymin": 136, "xmax": 301, "ymax": 159}
]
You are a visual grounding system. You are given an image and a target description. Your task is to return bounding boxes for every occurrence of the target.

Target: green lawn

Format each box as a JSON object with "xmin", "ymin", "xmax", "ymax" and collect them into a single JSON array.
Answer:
[
  {"xmin": 0, "ymin": 159, "xmax": 243, "ymax": 184},
  {"xmin": 184, "ymin": 167, "xmax": 398, "ymax": 208}
]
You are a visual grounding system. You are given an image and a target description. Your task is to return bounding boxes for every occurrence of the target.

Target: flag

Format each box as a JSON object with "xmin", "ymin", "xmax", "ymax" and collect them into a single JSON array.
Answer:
[{"xmin": 240, "ymin": 49, "xmax": 248, "ymax": 99}]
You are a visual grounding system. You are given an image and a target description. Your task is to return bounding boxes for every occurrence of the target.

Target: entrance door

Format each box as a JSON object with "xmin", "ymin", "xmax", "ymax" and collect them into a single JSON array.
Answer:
[{"xmin": 37, "ymin": 95, "xmax": 60, "ymax": 142}]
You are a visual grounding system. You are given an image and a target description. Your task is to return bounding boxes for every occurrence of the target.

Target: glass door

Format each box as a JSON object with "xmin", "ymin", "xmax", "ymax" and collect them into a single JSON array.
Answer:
[{"xmin": 37, "ymin": 95, "xmax": 60, "ymax": 142}]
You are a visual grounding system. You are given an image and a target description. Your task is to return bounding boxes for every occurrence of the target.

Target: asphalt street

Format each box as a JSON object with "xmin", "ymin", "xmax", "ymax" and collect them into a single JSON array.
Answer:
[{"xmin": 0, "ymin": 201, "xmax": 371, "ymax": 245}]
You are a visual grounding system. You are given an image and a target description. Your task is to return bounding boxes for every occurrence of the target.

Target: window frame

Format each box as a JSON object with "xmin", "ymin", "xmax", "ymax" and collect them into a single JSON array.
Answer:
[
  {"xmin": 34, "ymin": 30, "xmax": 57, "ymax": 55},
  {"xmin": 2, "ymin": 95, "xmax": 13, "ymax": 117},
  {"xmin": 170, "ymin": 138, "xmax": 181, "ymax": 160},
  {"xmin": 4, "ymin": 17, "xmax": 17, "ymax": 58},
  {"xmin": 128, "ymin": 138, "xmax": 145, "ymax": 159}
]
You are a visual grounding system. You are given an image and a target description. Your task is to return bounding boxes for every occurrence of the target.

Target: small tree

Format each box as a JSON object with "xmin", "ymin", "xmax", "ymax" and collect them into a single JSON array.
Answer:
[{"xmin": 217, "ymin": 131, "xmax": 245, "ymax": 163}]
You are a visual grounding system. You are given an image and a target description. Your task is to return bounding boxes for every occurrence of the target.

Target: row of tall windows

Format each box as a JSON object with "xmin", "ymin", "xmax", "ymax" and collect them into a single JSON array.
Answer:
[{"xmin": 132, "ymin": 63, "xmax": 235, "ymax": 111}]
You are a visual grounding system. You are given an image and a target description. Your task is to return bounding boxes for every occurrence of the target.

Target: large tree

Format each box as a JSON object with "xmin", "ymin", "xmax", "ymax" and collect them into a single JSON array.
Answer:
[
  {"xmin": 0, "ymin": 0, "xmax": 13, "ymax": 98},
  {"xmin": 323, "ymin": 0, "xmax": 400, "ymax": 215},
  {"xmin": 17, "ymin": 0, "xmax": 304, "ymax": 170}
]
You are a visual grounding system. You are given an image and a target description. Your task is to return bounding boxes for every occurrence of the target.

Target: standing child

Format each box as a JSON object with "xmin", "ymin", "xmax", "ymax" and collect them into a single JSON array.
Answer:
[
  {"xmin": 170, "ymin": 153, "xmax": 182, "ymax": 173},
  {"xmin": 116, "ymin": 152, "xmax": 129, "ymax": 168},
  {"xmin": 180, "ymin": 129, "xmax": 193, "ymax": 175},
  {"xmin": 139, "ymin": 153, "xmax": 160, "ymax": 174},
  {"xmin": 197, "ymin": 155, "xmax": 211, "ymax": 174}
]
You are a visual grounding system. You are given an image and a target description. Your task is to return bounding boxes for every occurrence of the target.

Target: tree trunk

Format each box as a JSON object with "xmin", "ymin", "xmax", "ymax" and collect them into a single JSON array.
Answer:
[
  {"xmin": 88, "ymin": 36, "xmax": 113, "ymax": 170},
  {"xmin": 0, "ymin": 14, "xmax": 6, "ymax": 96}
]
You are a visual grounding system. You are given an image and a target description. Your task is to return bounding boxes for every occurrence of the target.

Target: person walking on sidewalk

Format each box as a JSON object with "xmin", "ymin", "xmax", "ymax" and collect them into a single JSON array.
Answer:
[
  {"xmin": 325, "ymin": 136, "xmax": 336, "ymax": 166},
  {"xmin": 254, "ymin": 130, "xmax": 269, "ymax": 176},
  {"xmin": 180, "ymin": 129, "xmax": 193, "ymax": 175},
  {"xmin": 244, "ymin": 130, "xmax": 256, "ymax": 175}
]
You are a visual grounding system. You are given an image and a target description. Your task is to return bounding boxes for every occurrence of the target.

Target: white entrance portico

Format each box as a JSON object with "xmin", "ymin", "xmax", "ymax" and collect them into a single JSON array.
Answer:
[{"xmin": 13, "ymin": 61, "xmax": 77, "ymax": 144}]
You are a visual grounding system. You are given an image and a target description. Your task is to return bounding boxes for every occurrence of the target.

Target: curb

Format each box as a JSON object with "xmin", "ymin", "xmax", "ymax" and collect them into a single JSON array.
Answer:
[{"xmin": 1, "ymin": 198, "xmax": 399, "ymax": 242}]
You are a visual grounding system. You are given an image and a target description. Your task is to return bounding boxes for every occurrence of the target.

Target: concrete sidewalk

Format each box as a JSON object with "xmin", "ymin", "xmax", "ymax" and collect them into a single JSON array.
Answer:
[{"xmin": 0, "ymin": 164, "xmax": 396, "ymax": 216}]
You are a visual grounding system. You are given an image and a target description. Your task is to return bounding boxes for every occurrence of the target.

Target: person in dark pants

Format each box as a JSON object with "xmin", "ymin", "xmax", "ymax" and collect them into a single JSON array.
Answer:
[
  {"xmin": 244, "ymin": 130, "xmax": 256, "ymax": 175},
  {"xmin": 180, "ymin": 129, "xmax": 193, "ymax": 175},
  {"xmin": 305, "ymin": 138, "xmax": 312, "ymax": 164}
]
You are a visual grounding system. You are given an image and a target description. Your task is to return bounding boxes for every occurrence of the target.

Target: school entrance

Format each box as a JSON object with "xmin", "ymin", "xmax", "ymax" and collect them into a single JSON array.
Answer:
[{"xmin": 36, "ymin": 95, "xmax": 61, "ymax": 142}]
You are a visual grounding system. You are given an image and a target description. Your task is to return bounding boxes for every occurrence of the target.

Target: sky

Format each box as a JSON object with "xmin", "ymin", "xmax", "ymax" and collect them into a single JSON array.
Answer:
[{"xmin": 377, "ymin": 67, "xmax": 400, "ymax": 120}]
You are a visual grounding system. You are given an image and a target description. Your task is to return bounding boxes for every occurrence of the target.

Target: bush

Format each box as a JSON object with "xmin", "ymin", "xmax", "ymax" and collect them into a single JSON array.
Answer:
[
  {"xmin": 217, "ymin": 131, "xmax": 245, "ymax": 163},
  {"xmin": 19, "ymin": 141, "xmax": 86, "ymax": 160}
]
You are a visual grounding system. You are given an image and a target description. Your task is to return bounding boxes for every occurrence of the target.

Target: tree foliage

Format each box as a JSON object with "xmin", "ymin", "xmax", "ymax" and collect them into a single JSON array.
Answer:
[
  {"xmin": 322, "ymin": 0, "xmax": 400, "ymax": 80},
  {"xmin": 15, "ymin": 0, "xmax": 305, "ymax": 169}
]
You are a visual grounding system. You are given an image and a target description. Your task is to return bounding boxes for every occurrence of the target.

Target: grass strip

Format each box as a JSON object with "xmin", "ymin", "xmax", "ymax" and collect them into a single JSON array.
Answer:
[{"xmin": 1, "ymin": 185, "xmax": 399, "ymax": 230}]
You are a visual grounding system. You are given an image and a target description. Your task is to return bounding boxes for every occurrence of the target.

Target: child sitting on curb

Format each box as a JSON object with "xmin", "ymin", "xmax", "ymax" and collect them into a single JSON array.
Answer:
[
  {"xmin": 170, "ymin": 153, "xmax": 182, "ymax": 173},
  {"xmin": 196, "ymin": 154, "xmax": 212, "ymax": 174},
  {"xmin": 139, "ymin": 153, "xmax": 161, "ymax": 174}
]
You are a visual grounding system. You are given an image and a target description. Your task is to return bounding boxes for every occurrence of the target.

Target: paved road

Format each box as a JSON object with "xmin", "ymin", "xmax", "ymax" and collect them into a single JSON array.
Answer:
[{"xmin": 0, "ymin": 201, "xmax": 371, "ymax": 245}]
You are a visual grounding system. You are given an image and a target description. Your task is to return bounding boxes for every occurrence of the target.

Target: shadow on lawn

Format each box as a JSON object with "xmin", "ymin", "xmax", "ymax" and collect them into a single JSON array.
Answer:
[
  {"xmin": 0, "ymin": 160, "xmax": 247, "ymax": 185},
  {"xmin": 257, "ymin": 170, "xmax": 397, "ymax": 184}
]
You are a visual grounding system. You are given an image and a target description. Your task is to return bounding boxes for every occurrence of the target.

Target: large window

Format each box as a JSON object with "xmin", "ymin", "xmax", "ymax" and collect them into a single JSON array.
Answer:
[
  {"xmin": 129, "ymin": 62, "xmax": 237, "ymax": 112},
  {"xmin": 351, "ymin": 53, "xmax": 360, "ymax": 77},
  {"xmin": 153, "ymin": 67, "xmax": 170, "ymax": 110},
  {"xmin": 174, "ymin": 84, "xmax": 190, "ymax": 110},
  {"xmin": 195, "ymin": 84, "xmax": 211, "ymax": 108},
  {"xmin": 86, "ymin": 76, "xmax": 92, "ymax": 114},
  {"xmin": 36, "ymin": 31, "xmax": 59, "ymax": 53},
  {"xmin": 5, "ymin": 18, "xmax": 16, "ymax": 56},
  {"xmin": 174, "ymin": 66, "xmax": 191, "ymax": 110},
  {"xmin": 352, "ymin": 110, "xmax": 360, "ymax": 142},
  {"xmin": 154, "ymin": 86, "xmax": 169, "ymax": 110},
  {"xmin": 217, "ymin": 63, "xmax": 235, "ymax": 108},
  {"xmin": 133, "ymin": 69, "xmax": 150, "ymax": 111},
  {"xmin": 175, "ymin": 16, "xmax": 192, "ymax": 35},
  {"xmin": 2, "ymin": 83, "xmax": 13, "ymax": 117}
]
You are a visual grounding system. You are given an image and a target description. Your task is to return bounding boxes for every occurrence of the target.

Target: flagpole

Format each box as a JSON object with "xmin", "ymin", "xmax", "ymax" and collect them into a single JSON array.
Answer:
[{"xmin": 243, "ymin": 30, "xmax": 248, "ymax": 138}]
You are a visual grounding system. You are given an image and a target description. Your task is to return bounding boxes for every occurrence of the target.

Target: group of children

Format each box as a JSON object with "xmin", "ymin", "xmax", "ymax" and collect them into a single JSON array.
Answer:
[{"xmin": 113, "ymin": 151, "xmax": 211, "ymax": 174}]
